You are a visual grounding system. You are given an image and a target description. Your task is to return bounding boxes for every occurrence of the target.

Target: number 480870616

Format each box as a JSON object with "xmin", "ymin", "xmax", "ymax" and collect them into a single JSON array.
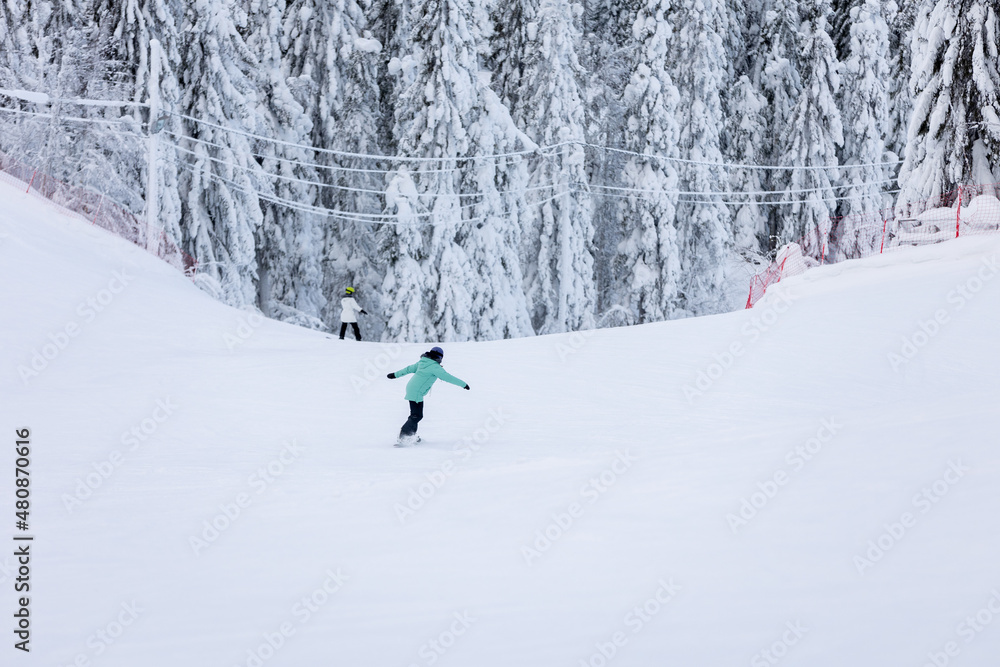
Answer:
[{"xmin": 15, "ymin": 428, "xmax": 30, "ymax": 530}]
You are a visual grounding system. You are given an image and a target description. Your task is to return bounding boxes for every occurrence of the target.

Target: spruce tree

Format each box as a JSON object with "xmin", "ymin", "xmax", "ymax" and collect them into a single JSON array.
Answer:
[
  {"xmin": 670, "ymin": 0, "xmax": 733, "ymax": 315},
  {"xmin": 775, "ymin": 0, "xmax": 843, "ymax": 257},
  {"xmin": 284, "ymin": 0, "xmax": 384, "ymax": 332},
  {"xmin": 508, "ymin": 0, "xmax": 597, "ymax": 333},
  {"xmin": 243, "ymin": 0, "xmax": 326, "ymax": 328},
  {"xmin": 756, "ymin": 0, "xmax": 803, "ymax": 249},
  {"xmin": 898, "ymin": 0, "xmax": 1000, "ymax": 208},
  {"xmin": 612, "ymin": 0, "xmax": 682, "ymax": 323},
  {"xmin": 177, "ymin": 0, "xmax": 270, "ymax": 306},
  {"xmin": 382, "ymin": 0, "xmax": 533, "ymax": 341},
  {"xmin": 726, "ymin": 76, "xmax": 768, "ymax": 254},
  {"xmin": 837, "ymin": 0, "xmax": 895, "ymax": 258}
]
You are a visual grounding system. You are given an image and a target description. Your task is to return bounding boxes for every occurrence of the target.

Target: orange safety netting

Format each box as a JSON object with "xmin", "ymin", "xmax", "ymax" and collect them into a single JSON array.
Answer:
[
  {"xmin": 0, "ymin": 151, "xmax": 196, "ymax": 276},
  {"xmin": 746, "ymin": 183, "xmax": 1000, "ymax": 308}
]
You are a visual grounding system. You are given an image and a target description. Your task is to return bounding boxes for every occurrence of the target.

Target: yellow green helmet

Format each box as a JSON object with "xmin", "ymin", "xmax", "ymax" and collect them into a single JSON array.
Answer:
[{"xmin": 345, "ymin": 287, "xmax": 355, "ymax": 295}]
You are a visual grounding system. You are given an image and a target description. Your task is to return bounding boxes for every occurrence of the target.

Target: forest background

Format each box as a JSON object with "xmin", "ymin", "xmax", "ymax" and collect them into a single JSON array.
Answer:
[{"xmin": 1, "ymin": 0, "xmax": 995, "ymax": 342}]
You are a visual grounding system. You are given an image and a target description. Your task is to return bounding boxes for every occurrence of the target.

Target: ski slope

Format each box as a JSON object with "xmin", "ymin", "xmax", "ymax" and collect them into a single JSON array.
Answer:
[{"xmin": 2, "ymin": 177, "xmax": 1000, "ymax": 667}]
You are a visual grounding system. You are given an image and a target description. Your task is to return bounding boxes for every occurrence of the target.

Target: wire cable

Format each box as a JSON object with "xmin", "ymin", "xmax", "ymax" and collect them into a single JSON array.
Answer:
[
  {"xmin": 0, "ymin": 105, "xmax": 144, "ymax": 127},
  {"xmin": 170, "ymin": 140, "xmax": 561, "ymax": 199},
  {"xmin": 589, "ymin": 178, "xmax": 898, "ymax": 198},
  {"xmin": 165, "ymin": 130, "xmax": 474, "ymax": 176},
  {"xmin": 176, "ymin": 159, "xmax": 570, "ymax": 226},
  {"xmin": 586, "ymin": 143, "xmax": 905, "ymax": 172},
  {"xmin": 1, "ymin": 100, "xmax": 909, "ymax": 175},
  {"xmin": 169, "ymin": 109, "xmax": 553, "ymax": 164}
]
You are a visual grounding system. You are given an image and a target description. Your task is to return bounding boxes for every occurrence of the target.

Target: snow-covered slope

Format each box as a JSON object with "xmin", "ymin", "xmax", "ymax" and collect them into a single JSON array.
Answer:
[{"xmin": 2, "ymin": 179, "xmax": 1000, "ymax": 667}]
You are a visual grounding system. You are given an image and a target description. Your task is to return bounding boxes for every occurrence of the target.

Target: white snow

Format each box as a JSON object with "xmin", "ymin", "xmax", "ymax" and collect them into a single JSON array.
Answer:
[
  {"xmin": 898, "ymin": 206, "xmax": 959, "ymax": 245},
  {"xmin": 775, "ymin": 241, "xmax": 819, "ymax": 278},
  {"xmin": 353, "ymin": 37, "xmax": 383, "ymax": 53},
  {"xmin": 3, "ymin": 177, "xmax": 1000, "ymax": 666},
  {"xmin": 961, "ymin": 194, "xmax": 1000, "ymax": 230},
  {"xmin": 0, "ymin": 88, "xmax": 51, "ymax": 105}
]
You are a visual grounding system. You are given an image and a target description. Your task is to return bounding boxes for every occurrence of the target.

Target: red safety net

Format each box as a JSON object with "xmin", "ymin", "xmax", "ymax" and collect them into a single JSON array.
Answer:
[
  {"xmin": 0, "ymin": 151, "xmax": 196, "ymax": 276},
  {"xmin": 746, "ymin": 182, "xmax": 1000, "ymax": 308}
]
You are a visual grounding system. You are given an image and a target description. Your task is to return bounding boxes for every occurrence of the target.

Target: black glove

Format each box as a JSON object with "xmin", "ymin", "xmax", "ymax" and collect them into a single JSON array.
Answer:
[
  {"xmin": 360, "ymin": 310, "xmax": 367, "ymax": 314},
  {"xmin": 387, "ymin": 373, "xmax": 395, "ymax": 379},
  {"xmin": 464, "ymin": 384, "xmax": 470, "ymax": 390}
]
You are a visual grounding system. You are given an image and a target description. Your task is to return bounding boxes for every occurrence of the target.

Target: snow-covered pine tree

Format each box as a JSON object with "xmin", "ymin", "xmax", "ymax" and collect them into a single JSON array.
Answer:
[
  {"xmin": 726, "ymin": 76, "xmax": 768, "ymax": 254},
  {"xmin": 886, "ymin": 0, "xmax": 922, "ymax": 168},
  {"xmin": 723, "ymin": 0, "xmax": 759, "ymax": 73},
  {"xmin": 505, "ymin": 0, "xmax": 596, "ymax": 333},
  {"xmin": 382, "ymin": 0, "xmax": 533, "ymax": 342},
  {"xmin": 464, "ymin": 90, "xmax": 536, "ymax": 340},
  {"xmin": 611, "ymin": 0, "xmax": 682, "ymax": 324},
  {"xmin": 0, "ymin": 1, "xmax": 39, "ymax": 155},
  {"xmin": 284, "ymin": 0, "xmax": 384, "ymax": 334},
  {"xmin": 722, "ymin": 0, "xmax": 768, "ymax": 258},
  {"xmin": 370, "ymin": 0, "xmax": 415, "ymax": 155},
  {"xmin": 774, "ymin": 0, "xmax": 843, "ymax": 257},
  {"xmin": 92, "ymin": 0, "xmax": 185, "ymax": 261},
  {"xmin": 898, "ymin": 0, "xmax": 1000, "ymax": 209},
  {"xmin": 580, "ymin": 0, "xmax": 632, "ymax": 321},
  {"xmin": 830, "ymin": 0, "xmax": 860, "ymax": 59},
  {"xmin": 0, "ymin": 1, "xmax": 149, "ymax": 222},
  {"xmin": 836, "ymin": 0, "xmax": 895, "ymax": 259},
  {"xmin": 0, "ymin": 1, "xmax": 27, "ymax": 93},
  {"xmin": 670, "ymin": 0, "xmax": 733, "ymax": 315},
  {"xmin": 240, "ymin": 0, "xmax": 326, "ymax": 329},
  {"xmin": 755, "ymin": 0, "xmax": 803, "ymax": 249},
  {"xmin": 379, "ymin": 168, "xmax": 433, "ymax": 341},
  {"xmin": 177, "ymin": 0, "xmax": 270, "ymax": 307},
  {"xmin": 488, "ymin": 0, "xmax": 536, "ymax": 118}
]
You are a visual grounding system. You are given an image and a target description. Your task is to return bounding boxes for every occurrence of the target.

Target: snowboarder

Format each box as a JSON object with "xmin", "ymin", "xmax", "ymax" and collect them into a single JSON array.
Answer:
[
  {"xmin": 386, "ymin": 347, "xmax": 469, "ymax": 446},
  {"xmin": 339, "ymin": 287, "xmax": 366, "ymax": 340}
]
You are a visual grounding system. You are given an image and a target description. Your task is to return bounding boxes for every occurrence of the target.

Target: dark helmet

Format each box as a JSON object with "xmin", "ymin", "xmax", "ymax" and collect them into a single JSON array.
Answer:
[{"xmin": 427, "ymin": 346, "xmax": 444, "ymax": 361}]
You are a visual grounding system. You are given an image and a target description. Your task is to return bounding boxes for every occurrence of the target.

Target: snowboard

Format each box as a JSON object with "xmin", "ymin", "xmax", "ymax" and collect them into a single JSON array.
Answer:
[{"xmin": 394, "ymin": 436, "xmax": 422, "ymax": 448}]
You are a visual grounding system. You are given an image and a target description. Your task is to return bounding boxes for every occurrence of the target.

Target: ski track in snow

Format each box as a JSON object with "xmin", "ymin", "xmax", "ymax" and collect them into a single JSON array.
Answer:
[{"xmin": 2, "ymin": 179, "xmax": 1000, "ymax": 666}]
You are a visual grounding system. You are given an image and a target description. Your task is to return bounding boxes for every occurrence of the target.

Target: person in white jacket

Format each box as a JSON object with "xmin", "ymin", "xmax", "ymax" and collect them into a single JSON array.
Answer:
[{"xmin": 339, "ymin": 287, "xmax": 367, "ymax": 340}]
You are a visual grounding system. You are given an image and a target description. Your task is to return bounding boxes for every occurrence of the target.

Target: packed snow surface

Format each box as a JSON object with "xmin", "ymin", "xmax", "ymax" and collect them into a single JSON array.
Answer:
[{"xmin": 2, "ymin": 178, "xmax": 1000, "ymax": 666}]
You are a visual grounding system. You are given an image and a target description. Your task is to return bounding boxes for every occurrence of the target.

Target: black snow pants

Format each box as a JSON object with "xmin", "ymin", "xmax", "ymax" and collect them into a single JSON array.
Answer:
[
  {"xmin": 400, "ymin": 401, "xmax": 424, "ymax": 438},
  {"xmin": 339, "ymin": 322, "xmax": 362, "ymax": 340}
]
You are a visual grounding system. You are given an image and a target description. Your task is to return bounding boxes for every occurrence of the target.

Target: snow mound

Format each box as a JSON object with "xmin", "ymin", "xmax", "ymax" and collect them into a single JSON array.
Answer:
[
  {"xmin": 960, "ymin": 194, "xmax": 1000, "ymax": 230},
  {"xmin": 774, "ymin": 241, "xmax": 819, "ymax": 278}
]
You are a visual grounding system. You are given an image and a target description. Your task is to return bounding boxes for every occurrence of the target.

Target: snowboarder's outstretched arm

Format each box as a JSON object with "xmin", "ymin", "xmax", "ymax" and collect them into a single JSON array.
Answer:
[
  {"xmin": 388, "ymin": 363, "xmax": 418, "ymax": 379},
  {"xmin": 430, "ymin": 364, "xmax": 467, "ymax": 389}
]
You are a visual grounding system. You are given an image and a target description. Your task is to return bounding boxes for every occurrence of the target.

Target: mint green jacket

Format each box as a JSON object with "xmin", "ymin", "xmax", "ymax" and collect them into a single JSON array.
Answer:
[{"xmin": 393, "ymin": 357, "xmax": 467, "ymax": 402}]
